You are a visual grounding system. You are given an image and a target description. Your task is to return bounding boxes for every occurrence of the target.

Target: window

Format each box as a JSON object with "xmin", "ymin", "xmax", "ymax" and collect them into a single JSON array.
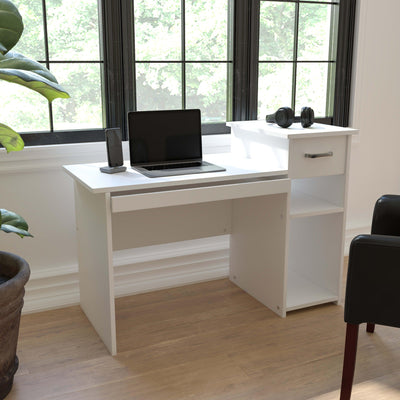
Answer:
[
  {"xmin": 7, "ymin": 0, "xmax": 356, "ymax": 146},
  {"xmin": 129, "ymin": 0, "xmax": 233, "ymax": 134},
  {"xmin": 133, "ymin": 1, "xmax": 232, "ymax": 122},
  {"xmin": 3, "ymin": 0, "xmax": 105, "ymax": 144},
  {"xmin": 258, "ymin": 1, "xmax": 339, "ymax": 119},
  {"xmin": 233, "ymin": 0, "xmax": 356, "ymax": 125}
]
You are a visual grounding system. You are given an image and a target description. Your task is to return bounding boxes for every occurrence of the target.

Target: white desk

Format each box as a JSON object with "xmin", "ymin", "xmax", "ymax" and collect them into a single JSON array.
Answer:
[
  {"xmin": 64, "ymin": 153, "xmax": 290, "ymax": 355},
  {"xmin": 229, "ymin": 122, "xmax": 358, "ymax": 311},
  {"xmin": 65, "ymin": 123, "xmax": 357, "ymax": 354}
]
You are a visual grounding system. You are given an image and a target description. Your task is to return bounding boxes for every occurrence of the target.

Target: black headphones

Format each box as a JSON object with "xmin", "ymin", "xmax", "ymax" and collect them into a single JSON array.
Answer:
[{"xmin": 266, "ymin": 106, "xmax": 314, "ymax": 128}]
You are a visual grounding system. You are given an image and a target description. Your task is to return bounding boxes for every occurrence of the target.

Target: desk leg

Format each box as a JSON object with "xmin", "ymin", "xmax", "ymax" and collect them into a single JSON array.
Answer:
[
  {"xmin": 230, "ymin": 193, "xmax": 288, "ymax": 317},
  {"xmin": 74, "ymin": 182, "xmax": 117, "ymax": 355}
]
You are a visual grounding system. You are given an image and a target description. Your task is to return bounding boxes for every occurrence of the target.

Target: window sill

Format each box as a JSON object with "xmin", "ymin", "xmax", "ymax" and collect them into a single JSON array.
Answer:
[{"xmin": 0, "ymin": 134, "xmax": 231, "ymax": 174}]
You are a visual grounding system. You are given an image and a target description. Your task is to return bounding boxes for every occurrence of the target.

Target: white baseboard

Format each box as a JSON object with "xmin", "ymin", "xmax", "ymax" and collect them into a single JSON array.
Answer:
[
  {"xmin": 23, "ymin": 236, "xmax": 230, "ymax": 314},
  {"xmin": 23, "ymin": 223, "xmax": 366, "ymax": 315}
]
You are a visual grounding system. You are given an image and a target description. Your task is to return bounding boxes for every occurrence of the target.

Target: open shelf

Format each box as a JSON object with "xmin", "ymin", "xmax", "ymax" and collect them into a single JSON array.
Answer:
[
  {"xmin": 290, "ymin": 189, "xmax": 344, "ymax": 218},
  {"xmin": 286, "ymin": 269, "xmax": 338, "ymax": 311}
]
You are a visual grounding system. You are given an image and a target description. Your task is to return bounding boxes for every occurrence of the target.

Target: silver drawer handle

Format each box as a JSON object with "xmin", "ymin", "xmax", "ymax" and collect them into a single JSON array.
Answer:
[{"xmin": 304, "ymin": 151, "xmax": 333, "ymax": 159}]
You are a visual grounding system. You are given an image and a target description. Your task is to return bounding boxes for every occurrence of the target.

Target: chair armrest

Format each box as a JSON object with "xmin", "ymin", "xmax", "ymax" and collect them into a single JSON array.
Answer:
[
  {"xmin": 372, "ymin": 194, "xmax": 400, "ymax": 236},
  {"xmin": 345, "ymin": 234, "xmax": 400, "ymax": 326}
]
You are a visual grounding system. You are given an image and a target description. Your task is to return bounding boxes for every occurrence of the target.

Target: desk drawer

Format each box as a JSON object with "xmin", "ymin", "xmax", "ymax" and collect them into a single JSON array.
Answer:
[
  {"xmin": 289, "ymin": 136, "xmax": 347, "ymax": 179},
  {"xmin": 111, "ymin": 178, "xmax": 290, "ymax": 212}
]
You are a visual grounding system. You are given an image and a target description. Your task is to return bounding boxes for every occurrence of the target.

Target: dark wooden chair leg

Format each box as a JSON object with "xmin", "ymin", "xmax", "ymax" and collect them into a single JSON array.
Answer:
[
  {"xmin": 366, "ymin": 323, "xmax": 375, "ymax": 333},
  {"xmin": 340, "ymin": 323, "xmax": 359, "ymax": 400}
]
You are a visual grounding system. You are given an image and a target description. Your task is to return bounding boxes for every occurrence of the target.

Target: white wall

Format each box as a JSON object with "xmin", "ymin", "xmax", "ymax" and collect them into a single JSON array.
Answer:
[
  {"xmin": 2, "ymin": 0, "xmax": 398, "ymax": 313},
  {"xmin": 347, "ymin": 0, "xmax": 400, "ymax": 238}
]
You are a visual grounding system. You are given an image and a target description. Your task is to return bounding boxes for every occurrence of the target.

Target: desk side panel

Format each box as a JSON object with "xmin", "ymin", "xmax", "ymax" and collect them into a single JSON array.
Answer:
[
  {"xmin": 74, "ymin": 182, "xmax": 117, "ymax": 354},
  {"xmin": 230, "ymin": 193, "xmax": 288, "ymax": 316}
]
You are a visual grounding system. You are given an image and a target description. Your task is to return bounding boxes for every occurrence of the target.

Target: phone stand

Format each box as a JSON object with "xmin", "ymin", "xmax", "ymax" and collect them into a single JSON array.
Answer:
[{"xmin": 100, "ymin": 165, "xmax": 127, "ymax": 174}]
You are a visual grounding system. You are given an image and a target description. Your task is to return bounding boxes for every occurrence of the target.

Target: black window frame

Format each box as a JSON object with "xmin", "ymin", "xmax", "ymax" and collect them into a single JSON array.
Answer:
[
  {"xmin": 20, "ymin": 0, "xmax": 356, "ymax": 147},
  {"xmin": 256, "ymin": 0, "xmax": 339, "ymax": 120},
  {"xmin": 234, "ymin": 0, "xmax": 357, "ymax": 125}
]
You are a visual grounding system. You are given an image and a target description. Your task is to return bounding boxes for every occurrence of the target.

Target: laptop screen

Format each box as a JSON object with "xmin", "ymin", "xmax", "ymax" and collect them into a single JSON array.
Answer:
[{"xmin": 128, "ymin": 109, "xmax": 202, "ymax": 166}]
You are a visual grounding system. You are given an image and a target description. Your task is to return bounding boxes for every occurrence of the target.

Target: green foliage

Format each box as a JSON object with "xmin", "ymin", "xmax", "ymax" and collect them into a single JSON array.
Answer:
[
  {"xmin": 0, "ymin": 0, "xmax": 70, "ymax": 153},
  {"xmin": 134, "ymin": 0, "xmax": 230, "ymax": 123},
  {"xmin": 4, "ymin": 0, "xmax": 102, "ymax": 132},
  {"xmin": 258, "ymin": 2, "xmax": 337, "ymax": 117},
  {"xmin": 0, "ymin": 0, "xmax": 24, "ymax": 151},
  {"xmin": 0, "ymin": 51, "xmax": 70, "ymax": 102},
  {"xmin": 0, "ymin": 209, "xmax": 32, "ymax": 238},
  {"xmin": 0, "ymin": 122, "xmax": 24, "ymax": 152},
  {"xmin": 259, "ymin": 2, "xmax": 295, "ymax": 61},
  {"xmin": 134, "ymin": 0, "xmax": 181, "ymax": 61},
  {"xmin": 0, "ymin": 0, "xmax": 23, "ymax": 54},
  {"xmin": 0, "ymin": 0, "xmax": 71, "ymax": 238}
]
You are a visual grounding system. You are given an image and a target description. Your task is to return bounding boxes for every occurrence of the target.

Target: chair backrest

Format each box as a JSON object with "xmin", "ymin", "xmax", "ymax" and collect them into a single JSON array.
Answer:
[{"xmin": 371, "ymin": 194, "xmax": 400, "ymax": 236}]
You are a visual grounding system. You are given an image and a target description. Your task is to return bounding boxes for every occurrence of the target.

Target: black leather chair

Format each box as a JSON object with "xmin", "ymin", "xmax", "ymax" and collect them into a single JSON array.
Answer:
[{"xmin": 340, "ymin": 194, "xmax": 400, "ymax": 399}]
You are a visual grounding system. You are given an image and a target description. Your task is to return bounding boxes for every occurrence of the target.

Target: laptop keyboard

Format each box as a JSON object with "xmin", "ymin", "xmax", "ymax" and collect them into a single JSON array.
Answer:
[{"xmin": 144, "ymin": 162, "xmax": 202, "ymax": 171}]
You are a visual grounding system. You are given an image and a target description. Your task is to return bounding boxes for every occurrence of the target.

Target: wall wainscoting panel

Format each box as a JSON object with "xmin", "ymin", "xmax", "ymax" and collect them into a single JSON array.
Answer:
[
  {"xmin": 23, "ymin": 236, "xmax": 230, "ymax": 314},
  {"xmin": 22, "ymin": 226, "xmax": 362, "ymax": 314}
]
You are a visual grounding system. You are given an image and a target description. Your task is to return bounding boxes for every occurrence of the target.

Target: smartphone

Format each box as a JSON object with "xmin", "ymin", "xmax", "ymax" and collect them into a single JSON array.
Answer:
[{"xmin": 105, "ymin": 128, "xmax": 123, "ymax": 167}]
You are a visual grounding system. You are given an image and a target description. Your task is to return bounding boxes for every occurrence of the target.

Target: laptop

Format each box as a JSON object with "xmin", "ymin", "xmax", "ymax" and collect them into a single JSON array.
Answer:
[{"xmin": 128, "ymin": 109, "xmax": 226, "ymax": 178}]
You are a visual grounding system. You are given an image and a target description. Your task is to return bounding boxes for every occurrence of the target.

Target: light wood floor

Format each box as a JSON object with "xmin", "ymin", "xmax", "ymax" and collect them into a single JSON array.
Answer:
[{"xmin": 7, "ymin": 267, "xmax": 400, "ymax": 399}]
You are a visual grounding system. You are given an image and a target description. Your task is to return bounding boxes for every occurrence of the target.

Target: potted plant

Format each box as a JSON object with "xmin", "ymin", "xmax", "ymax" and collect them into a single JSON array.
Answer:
[{"xmin": 0, "ymin": 0, "xmax": 69, "ymax": 397}]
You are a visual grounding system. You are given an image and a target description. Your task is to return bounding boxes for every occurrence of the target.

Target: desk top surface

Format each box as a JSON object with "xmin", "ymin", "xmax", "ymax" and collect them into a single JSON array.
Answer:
[
  {"xmin": 227, "ymin": 121, "xmax": 358, "ymax": 139},
  {"xmin": 63, "ymin": 153, "xmax": 287, "ymax": 194}
]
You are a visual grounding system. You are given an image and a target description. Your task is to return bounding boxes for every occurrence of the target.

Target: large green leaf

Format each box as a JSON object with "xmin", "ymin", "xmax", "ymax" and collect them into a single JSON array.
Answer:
[
  {"xmin": 0, "ymin": 0, "xmax": 23, "ymax": 55},
  {"xmin": 0, "ymin": 51, "xmax": 70, "ymax": 102},
  {"xmin": 0, "ymin": 122, "xmax": 23, "ymax": 152},
  {"xmin": 0, "ymin": 209, "xmax": 32, "ymax": 238}
]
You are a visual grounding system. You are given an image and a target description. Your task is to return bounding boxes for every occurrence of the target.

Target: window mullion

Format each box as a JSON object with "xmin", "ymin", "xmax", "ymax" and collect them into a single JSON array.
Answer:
[
  {"xmin": 226, "ymin": 0, "xmax": 234, "ymax": 122},
  {"xmin": 121, "ymin": 0, "xmax": 136, "ymax": 116},
  {"xmin": 101, "ymin": 0, "xmax": 127, "ymax": 138},
  {"xmin": 181, "ymin": 0, "xmax": 186, "ymax": 109},
  {"xmin": 291, "ymin": 1, "xmax": 300, "ymax": 113},
  {"xmin": 41, "ymin": 0, "xmax": 54, "ymax": 132},
  {"xmin": 233, "ymin": 0, "xmax": 260, "ymax": 121},
  {"xmin": 333, "ymin": 0, "xmax": 357, "ymax": 127},
  {"xmin": 248, "ymin": 0, "xmax": 260, "ymax": 120},
  {"xmin": 326, "ymin": 3, "xmax": 340, "ymax": 117}
]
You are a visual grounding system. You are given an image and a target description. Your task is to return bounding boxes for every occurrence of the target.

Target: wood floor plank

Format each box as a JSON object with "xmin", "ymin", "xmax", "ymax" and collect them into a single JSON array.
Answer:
[{"xmin": 6, "ymin": 265, "xmax": 400, "ymax": 400}]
